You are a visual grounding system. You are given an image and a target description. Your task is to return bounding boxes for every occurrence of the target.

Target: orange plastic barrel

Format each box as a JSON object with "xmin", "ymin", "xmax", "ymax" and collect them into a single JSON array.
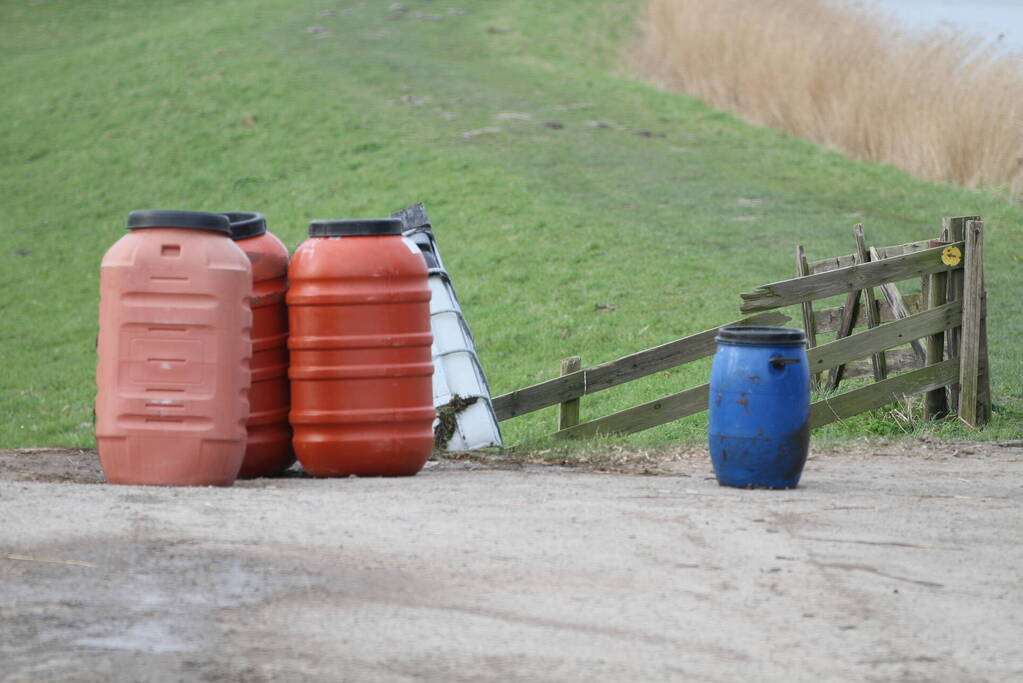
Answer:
[
  {"xmin": 96, "ymin": 210, "xmax": 253, "ymax": 486},
  {"xmin": 288, "ymin": 218, "xmax": 435, "ymax": 477},
  {"xmin": 225, "ymin": 212, "xmax": 295, "ymax": 478}
]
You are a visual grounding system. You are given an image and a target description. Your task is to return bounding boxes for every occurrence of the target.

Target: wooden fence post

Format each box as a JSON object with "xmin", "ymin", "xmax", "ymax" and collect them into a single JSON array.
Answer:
[
  {"xmin": 958, "ymin": 221, "xmax": 984, "ymax": 426},
  {"xmin": 978, "ymin": 282, "xmax": 992, "ymax": 425},
  {"xmin": 558, "ymin": 356, "xmax": 582, "ymax": 430},
  {"xmin": 795, "ymin": 245, "xmax": 820, "ymax": 390},
  {"xmin": 853, "ymin": 224, "xmax": 887, "ymax": 381},
  {"xmin": 924, "ymin": 268, "xmax": 949, "ymax": 419},
  {"xmin": 943, "ymin": 216, "xmax": 979, "ymax": 411}
]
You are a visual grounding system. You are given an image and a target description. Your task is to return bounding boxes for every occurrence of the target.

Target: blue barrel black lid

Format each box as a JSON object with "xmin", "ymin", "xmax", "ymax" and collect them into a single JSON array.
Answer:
[
  {"xmin": 309, "ymin": 218, "xmax": 402, "ymax": 237},
  {"xmin": 222, "ymin": 211, "xmax": 267, "ymax": 240},
  {"xmin": 126, "ymin": 210, "xmax": 231, "ymax": 234},
  {"xmin": 716, "ymin": 326, "xmax": 807, "ymax": 345}
]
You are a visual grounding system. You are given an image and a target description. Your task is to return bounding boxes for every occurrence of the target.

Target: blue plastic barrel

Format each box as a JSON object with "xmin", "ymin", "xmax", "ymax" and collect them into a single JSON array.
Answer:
[{"xmin": 708, "ymin": 326, "xmax": 810, "ymax": 489}]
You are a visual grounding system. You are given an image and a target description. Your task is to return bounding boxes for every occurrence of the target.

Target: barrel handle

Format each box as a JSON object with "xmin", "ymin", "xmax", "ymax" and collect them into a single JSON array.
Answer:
[{"xmin": 769, "ymin": 357, "xmax": 801, "ymax": 370}]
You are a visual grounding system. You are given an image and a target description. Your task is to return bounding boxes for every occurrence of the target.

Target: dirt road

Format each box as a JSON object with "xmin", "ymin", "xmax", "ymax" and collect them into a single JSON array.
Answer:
[{"xmin": 2, "ymin": 445, "xmax": 1021, "ymax": 682}]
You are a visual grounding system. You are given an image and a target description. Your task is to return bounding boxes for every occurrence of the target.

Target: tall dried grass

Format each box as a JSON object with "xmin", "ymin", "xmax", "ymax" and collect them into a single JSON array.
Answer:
[{"xmin": 634, "ymin": 0, "xmax": 1023, "ymax": 197}]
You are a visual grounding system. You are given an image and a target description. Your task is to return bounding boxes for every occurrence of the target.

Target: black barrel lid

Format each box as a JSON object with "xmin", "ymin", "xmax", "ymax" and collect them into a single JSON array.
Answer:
[
  {"xmin": 716, "ymin": 326, "xmax": 807, "ymax": 345},
  {"xmin": 222, "ymin": 211, "xmax": 267, "ymax": 240},
  {"xmin": 126, "ymin": 210, "xmax": 231, "ymax": 234},
  {"xmin": 308, "ymin": 218, "xmax": 402, "ymax": 237}
]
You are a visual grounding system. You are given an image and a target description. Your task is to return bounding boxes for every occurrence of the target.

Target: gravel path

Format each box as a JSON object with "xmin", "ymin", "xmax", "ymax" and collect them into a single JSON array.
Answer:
[{"xmin": 1, "ymin": 445, "xmax": 1021, "ymax": 682}]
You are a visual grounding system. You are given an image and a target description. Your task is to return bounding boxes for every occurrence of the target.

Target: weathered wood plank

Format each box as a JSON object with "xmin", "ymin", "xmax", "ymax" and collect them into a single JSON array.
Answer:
[
  {"xmin": 869, "ymin": 247, "xmax": 927, "ymax": 362},
  {"xmin": 943, "ymin": 216, "xmax": 978, "ymax": 412},
  {"xmin": 810, "ymin": 359, "xmax": 960, "ymax": 429},
  {"xmin": 808, "ymin": 252, "xmax": 857, "ymax": 274},
  {"xmin": 796, "ymin": 246, "xmax": 818, "ymax": 350},
  {"xmin": 558, "ymin": 356, "xmax": 582, "ymax": 430},
  {"xmin": 977, "ymin": 322, "xmax": 991, "ymax": 422},
  {"xmin": 585, "ymin": 312, "xmax": 792, "ymax": 396},
  {"xmin": 493, "ymin": 371, "xmax": 584, "ymax": 421},
  {"xmin": 924, "ymin": 270, "xmax": 949, "ymax": 419},
  {"xmin": 814, "ymin": 293, "xmax": 924, "ymax": 332},
  {"xmin": 959, "ymin": 221, "xmax": 984, "ymax": 426},
  {"xmin": 492, "ymin": 311, "xmax": 790, "ymax": 421},
  {"xmin": 877, "ymin": 293, "xmax": 925, "ymax": 366},
  {"xmin": 557, "ymin": 338, "xmax": 955, "ymax": 440},
  {"xmin": 816, "ymin": 240, "xmax": 942, "ymax": 271},
  {"xmin": 553, "ymin": 384, "xmax": 708, "ymax": 439},
  {"xmin": 796, "ymin": 245, "xmax": 821, "ymax": 390},
  {"xmin": 841, "ymin": 349, "xmax": 920, "ymax": 380},
  {"xmin": 826, "ymin": 269, "xmax": 861, "ymax": 390},
  {"xmin": 978, "ymin": 295, "xmax": 992, "ymax": 425},
  {"xmin": 740, "ymin": 242, "xmax": 963, "ymax": 313},
  {"xmin": 807, "ymin": 301, "xmax": 961, "ymax": 375},
  {"xmin": 970, "ymin": 222, "xmax": 992, "ymax": 425},
  {"xmin": 881, "ymin": 239, "xmax": 946, "ymax": 259},
  {"xmin": 854, "ymin": 224, "xmax": 887, "ymax": 381},
  {"xmin": 881, "ymin": 349, "xmax": 922, "ymax": 374}
]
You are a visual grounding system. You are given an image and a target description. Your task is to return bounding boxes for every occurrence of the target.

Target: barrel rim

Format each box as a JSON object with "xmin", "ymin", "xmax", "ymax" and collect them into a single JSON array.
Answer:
[
  {"xmin": 308, "ymin": 218, "xmax": 403, "ymax": 237},
  {"xmin": 716, "ymin": 325, "xmax": 807, "ymax": 345},
  {"xmin": 126, "ymin": 210, "xmax": 231, "ymax": 234},
  {"xmin": 222, "ymin": 211, "xmax": 267, "ymax": 240}
]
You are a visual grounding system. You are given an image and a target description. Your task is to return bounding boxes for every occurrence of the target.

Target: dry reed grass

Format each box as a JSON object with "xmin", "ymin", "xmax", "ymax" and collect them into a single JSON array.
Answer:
[{"xmin": 633, "ymin": 0, "xmax": 1023, "ymax": 197}]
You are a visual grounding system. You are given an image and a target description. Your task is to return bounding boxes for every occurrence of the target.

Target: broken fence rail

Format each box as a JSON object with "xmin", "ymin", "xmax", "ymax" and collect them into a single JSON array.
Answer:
[{"xmin": 740, "ymin": 241, "xmax": 964, "ymax": 313}]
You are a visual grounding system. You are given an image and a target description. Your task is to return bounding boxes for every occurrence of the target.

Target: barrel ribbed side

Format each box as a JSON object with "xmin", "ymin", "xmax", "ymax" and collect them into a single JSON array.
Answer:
[
  {"xmin": 288, "ymin": 235, "xmax": 434, "ymax": 477},
  {"xmin": 708, "ymin": 338, "xmax": 811, "ymax": 489},
  {"xmin": 235, "ymin": 230, "xmax": 294, "ymax": 479},
  {"xmin": 96, "ymin": 227, "xmax": 252, "ymax": 486}
]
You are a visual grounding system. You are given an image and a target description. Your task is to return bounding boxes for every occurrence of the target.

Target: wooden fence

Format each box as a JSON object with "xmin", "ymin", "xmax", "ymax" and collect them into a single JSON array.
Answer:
[
  {"xmin": 768, "ymin": 216, "xmax": 989, "ymax": 427},
  {"xmin": 492, "ymin": 216, "xmax": 990, "ymax": 438}
]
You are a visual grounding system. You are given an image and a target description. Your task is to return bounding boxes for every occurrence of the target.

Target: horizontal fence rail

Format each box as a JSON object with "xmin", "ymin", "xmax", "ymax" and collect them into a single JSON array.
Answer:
[
  {"xmin": 740, "ymin": 241, "xmax": 962, "ymax": 313},
  {"xmin": 810, "ymin": 359, "xmax": 960, "ymax": 428},
  {"xmin": 492, "ymin": 311, "xmax": 789, "ymax": 421},
  {"xmin": 814, "ymin": 293, "xmax": 924, "ymax": 333},
  {"xmin": 553, "ymin": 302, "xmax": 963, "ymax": 439},
  {"xmin": 838, "ymin": 349, "xmax": 918, "ymax": 380},
  {"xmin": 808, "ymin": 238, "xmax": 944, "ymax": 274},
  {"xmin": 554, "ymin": 384, "xmax": 709, "ymax": 439},
  {"xmin": 808, "ymin": 301, "xmax": 961, "ymax": 375}
]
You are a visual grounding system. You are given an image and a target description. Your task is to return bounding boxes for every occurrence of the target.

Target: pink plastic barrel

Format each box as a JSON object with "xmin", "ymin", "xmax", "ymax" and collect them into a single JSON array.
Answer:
[{"xmin": 96, "ymin": 210, "xmax": 252, "ymax": 486}]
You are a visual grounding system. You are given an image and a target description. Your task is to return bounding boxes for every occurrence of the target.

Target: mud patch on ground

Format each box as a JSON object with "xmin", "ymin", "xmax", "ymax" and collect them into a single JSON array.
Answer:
[{"xmin": 0, "ymin": 448, "xmax": 104, "ymax": 484}]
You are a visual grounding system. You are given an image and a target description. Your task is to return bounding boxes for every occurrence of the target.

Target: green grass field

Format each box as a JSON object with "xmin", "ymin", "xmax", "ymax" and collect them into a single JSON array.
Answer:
[{"xmin": 2, "ymin": 0, "xmax": 1021, "ymax": 449}]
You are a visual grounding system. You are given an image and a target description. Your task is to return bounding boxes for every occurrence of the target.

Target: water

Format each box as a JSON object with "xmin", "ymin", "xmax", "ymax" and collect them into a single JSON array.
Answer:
[{"xmin": 847, "ymin": 0, "xmax": 1023, "ymax": 54}]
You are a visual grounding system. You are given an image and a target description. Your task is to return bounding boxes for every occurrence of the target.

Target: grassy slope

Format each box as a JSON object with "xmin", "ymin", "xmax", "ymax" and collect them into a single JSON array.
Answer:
[{"xmin": 1, "ymin": 0, "xmax": 1020, "ymax": 449}]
